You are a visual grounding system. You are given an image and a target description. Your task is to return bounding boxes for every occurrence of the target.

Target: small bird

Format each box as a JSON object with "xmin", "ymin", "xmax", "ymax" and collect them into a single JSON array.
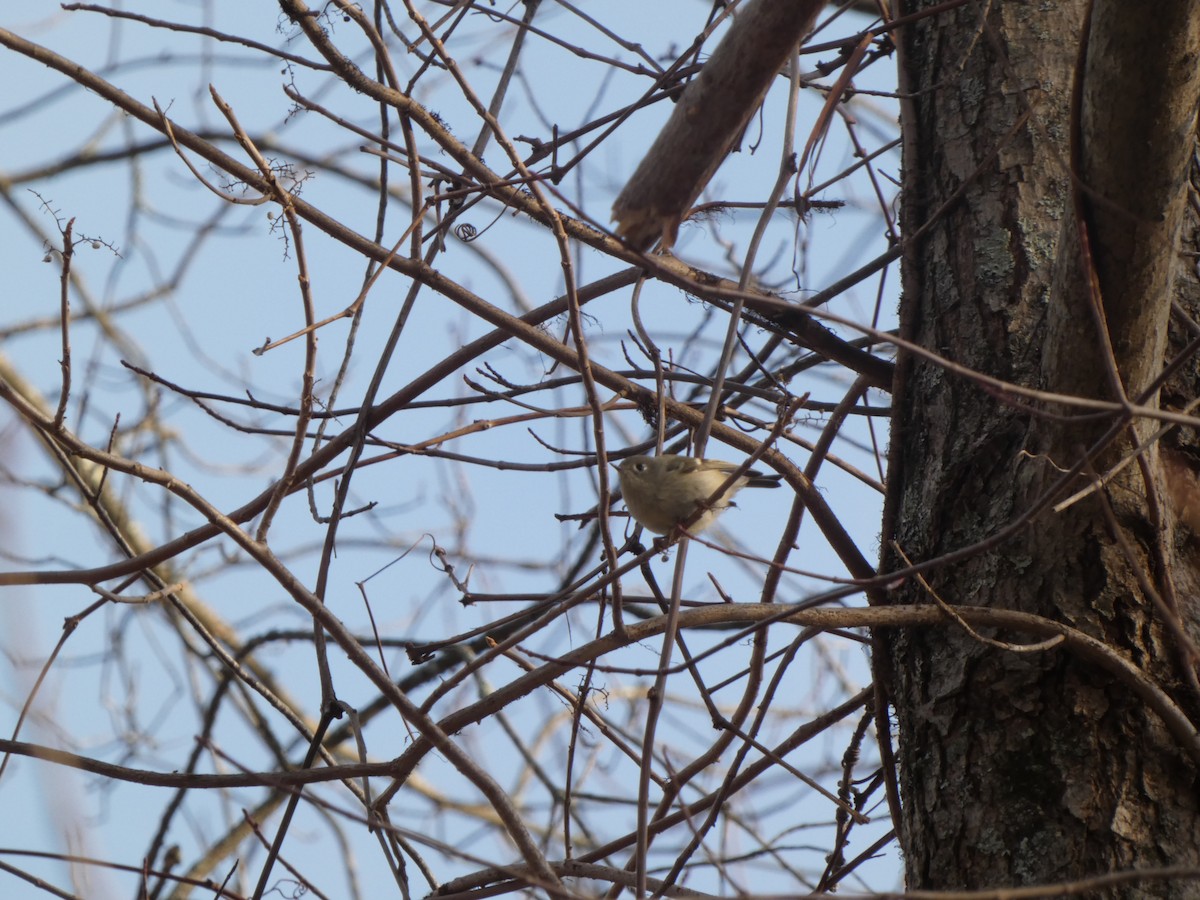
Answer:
[{"xmin": 614, "ymin": 454, "xmax": 783, "ymax": 535}]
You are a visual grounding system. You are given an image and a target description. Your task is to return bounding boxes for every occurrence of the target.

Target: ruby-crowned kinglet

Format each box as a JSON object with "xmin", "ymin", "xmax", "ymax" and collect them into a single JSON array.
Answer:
[{"xmin": 614, "ymin": 454, "xmax": 782, "ymax": 535}]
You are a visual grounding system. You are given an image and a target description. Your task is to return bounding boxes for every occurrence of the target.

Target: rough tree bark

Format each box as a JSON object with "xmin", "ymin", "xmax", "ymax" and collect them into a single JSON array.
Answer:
[{"xmin": 886, "ymin": 1, "xmax": 1200, "ymax": 895}]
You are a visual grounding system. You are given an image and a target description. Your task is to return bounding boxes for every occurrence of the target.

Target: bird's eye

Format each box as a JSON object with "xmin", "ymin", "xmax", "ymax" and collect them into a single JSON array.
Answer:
[{"xmin": 635, "ymin": 462, "xmax": 648, "ymax": 473}]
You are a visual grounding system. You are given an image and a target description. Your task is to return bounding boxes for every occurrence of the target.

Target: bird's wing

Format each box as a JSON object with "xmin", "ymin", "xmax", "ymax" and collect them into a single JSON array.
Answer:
[{"xmin": 697, "ymin": 458, "xmax": 739, "ymax": 475}]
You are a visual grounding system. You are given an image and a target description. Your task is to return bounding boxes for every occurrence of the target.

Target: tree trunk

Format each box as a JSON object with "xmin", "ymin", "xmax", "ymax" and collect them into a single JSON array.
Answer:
[{"xmin": 887, "ymin": 1, "xmax": 1200, "ymax": 894}]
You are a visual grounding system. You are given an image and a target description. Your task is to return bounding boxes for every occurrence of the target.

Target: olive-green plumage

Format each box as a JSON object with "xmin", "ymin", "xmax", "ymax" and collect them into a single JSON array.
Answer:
[{"xmin": 614, "ymin": 454, "xmax": 782, "ymax": 535}]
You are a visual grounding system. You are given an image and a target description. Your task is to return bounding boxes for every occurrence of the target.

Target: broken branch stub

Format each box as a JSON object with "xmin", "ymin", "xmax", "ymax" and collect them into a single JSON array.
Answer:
[{"xmin": 611, "ymin": 0, "xmax": 824, "ymax": 251}]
